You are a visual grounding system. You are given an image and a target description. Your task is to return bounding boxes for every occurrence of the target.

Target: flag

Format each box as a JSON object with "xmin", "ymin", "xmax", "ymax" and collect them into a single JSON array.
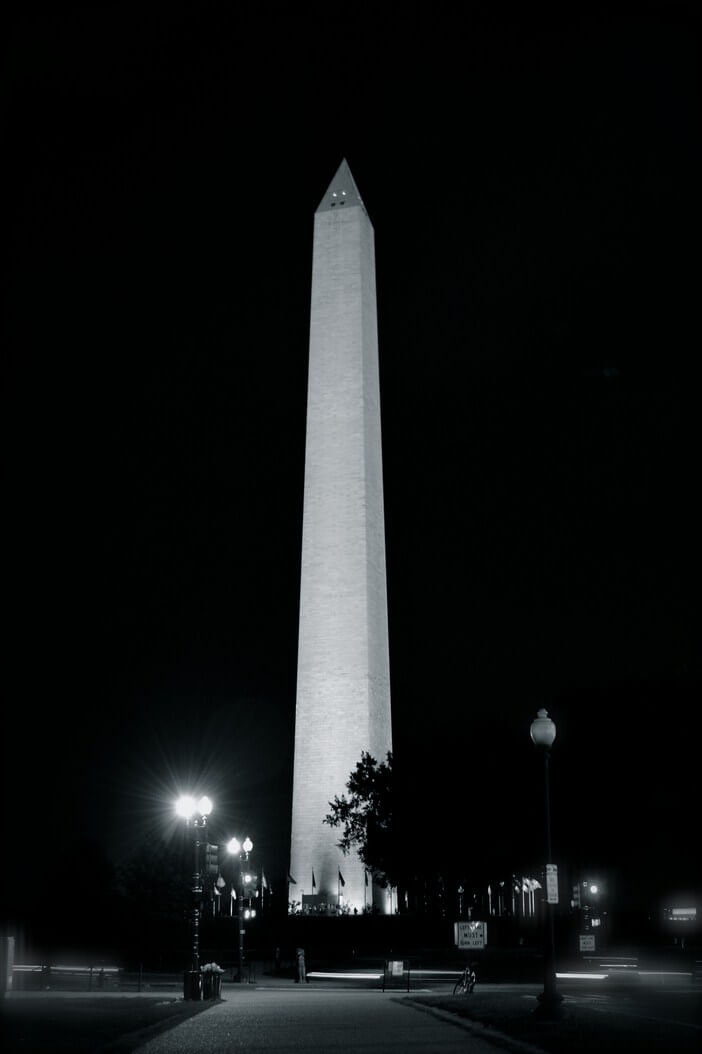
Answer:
[
  {"xmin": 338, "ymin": 870, "xmax": 345, "ymax": 887},
  {"xmin": 288, "ymin": 873, "xmax": 297, "ymax": 885},
  {"xmin": 312, "ymin": 870, "xmax": 316, "ymax": 890},
  {"xmin": 231, "ymin": 887, "xmax": 237, "ymax": 900},
  {"xmin": 262, "ymin": 871, "xmax": 269, "ymax": 890}
]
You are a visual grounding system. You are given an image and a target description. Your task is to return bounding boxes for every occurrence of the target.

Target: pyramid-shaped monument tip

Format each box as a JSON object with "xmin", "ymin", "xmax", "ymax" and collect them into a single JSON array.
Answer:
[{"xmin": 316, "ymin": 159, "xmax": 365, "ymax": 214}]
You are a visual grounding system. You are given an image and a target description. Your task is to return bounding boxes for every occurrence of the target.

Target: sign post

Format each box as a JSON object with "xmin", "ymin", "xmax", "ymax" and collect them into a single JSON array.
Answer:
[
  {"xmin": 545, "ymin": 864, "xmax": 559, "ymax": 904},
  {"xmin": 454, "ymin": 921, "xmax": 487, "ymax": 949}
]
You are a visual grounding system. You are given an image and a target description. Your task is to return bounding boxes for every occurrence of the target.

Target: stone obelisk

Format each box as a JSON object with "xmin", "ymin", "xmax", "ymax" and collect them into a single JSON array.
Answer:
[{"xmin": 289, "ymin": 160, "xmax": 393, "ymax": 914}]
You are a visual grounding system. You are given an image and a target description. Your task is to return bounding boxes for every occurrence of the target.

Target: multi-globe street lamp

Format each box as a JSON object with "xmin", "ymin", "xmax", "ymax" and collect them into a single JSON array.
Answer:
[
  {"xmin": 529, "ymin": 709, "xmax": 563, "ymax": 1018},
  {"xmin": 176, "ymin": 794, "xmax": 213, "ymax": 1000},
  {"xmin": 227, "ymin": 836, "xmax": 254, "ymax": 982}
]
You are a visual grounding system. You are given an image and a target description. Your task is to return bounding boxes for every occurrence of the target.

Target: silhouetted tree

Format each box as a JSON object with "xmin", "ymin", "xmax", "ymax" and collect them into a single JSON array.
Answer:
[
  {"xmin": 115, "ymin": 837, "xmax": 189, "ymax": 956},
  {"xmin": 117, "ymin": 838, "xmax": 185, "ymax": 921},
  {"xmin": 324, "ymin": 751, "xmax": 395, "ymax": 887}
]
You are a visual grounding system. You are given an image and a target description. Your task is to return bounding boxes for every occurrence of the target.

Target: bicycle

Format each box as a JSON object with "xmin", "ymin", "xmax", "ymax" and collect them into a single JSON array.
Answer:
[{"xmin": 453, "ymin": 964, "xmax": 476, "ymax": 995}]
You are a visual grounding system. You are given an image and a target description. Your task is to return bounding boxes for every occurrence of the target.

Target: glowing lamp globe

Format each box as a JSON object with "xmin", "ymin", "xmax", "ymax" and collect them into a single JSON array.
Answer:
[
  {"xmin": 176, "ymin": 795, "xmax": 196, "ymax": 819},
  {"xmin": 227, "ymin": 838, "xmax": 241, "ymax": 855},
  {"xmin": 198, "ymin": 796, "xmax": 213, "ymax": 816},
  {"xmin": 530, "ymin": 708, "xmax": 557, "ymax": 749}
]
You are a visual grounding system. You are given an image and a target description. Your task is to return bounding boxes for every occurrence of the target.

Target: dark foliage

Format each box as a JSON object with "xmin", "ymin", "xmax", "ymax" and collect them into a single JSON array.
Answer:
[{"xmin": 324, "ymin": 751, "xmax": 395, "ymax": 887}]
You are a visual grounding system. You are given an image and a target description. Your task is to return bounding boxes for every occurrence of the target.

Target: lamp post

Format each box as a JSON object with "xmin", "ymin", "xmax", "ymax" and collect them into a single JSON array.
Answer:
[
  {"xmin": 227, "ymin": 836, "xmax": 254, "ymax": 983},
  {"xmin": 529, "ymin": 709, "xmax": 563, "ymax": 1018},
  {"xmin": 176, "ymin": 794, "xmax": 213, "ymax": 1000}
]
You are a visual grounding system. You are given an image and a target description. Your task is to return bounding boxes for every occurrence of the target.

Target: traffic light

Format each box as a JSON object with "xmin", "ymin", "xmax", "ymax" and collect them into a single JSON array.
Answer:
[
  {"xmin": 242, "ymin": 870, "xmax": 258, "ymax": 892},
  {"xmin": 581, "ymin": 879, "xmax": 602, "ymax": 908}
]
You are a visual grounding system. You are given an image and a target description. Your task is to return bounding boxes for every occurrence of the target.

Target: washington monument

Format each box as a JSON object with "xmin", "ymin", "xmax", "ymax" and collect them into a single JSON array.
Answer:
[{"xmin": 289, "ymin": 160, "xmax": 393, "ymax": 913}]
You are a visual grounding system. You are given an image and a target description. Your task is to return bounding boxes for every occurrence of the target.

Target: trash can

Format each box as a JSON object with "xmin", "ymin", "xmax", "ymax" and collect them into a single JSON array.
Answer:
[
  {"xmin": 183, "ymin": 970, "xmax": 202, "ymax": 1000},
  {"xmin": 201, "ymin": 966, "xmax": 223, "ymax": 999}
]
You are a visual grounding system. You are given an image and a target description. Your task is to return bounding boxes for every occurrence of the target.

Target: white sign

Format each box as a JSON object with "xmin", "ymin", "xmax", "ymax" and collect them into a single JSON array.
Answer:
[
  {"xmin": 546, "ymin": 864, "xmax": 559, "ymax": 904},
  {"xmin": 579, "ymin": 934, "xmax": 596, "ymax": 951},
  {"xmin": 390, "ymin": 961, "xmax": 404, "ymax": 976},
  {"xmin": 454, "ymin": 921, "xmax": 487, "ymax": 949}
]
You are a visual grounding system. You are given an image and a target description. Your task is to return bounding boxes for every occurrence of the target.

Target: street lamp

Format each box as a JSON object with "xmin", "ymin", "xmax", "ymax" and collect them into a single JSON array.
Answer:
[
  {"xmin": 529, "ymin": 709, "xmax": 563, "ymax": 1018},
  {"xmin": 227, "ymin": 835, "xmax": 254, "ymax": 982},
  {"xmin": 176, "ymin": 794, "xmax": 213, "ymax": 1000}
]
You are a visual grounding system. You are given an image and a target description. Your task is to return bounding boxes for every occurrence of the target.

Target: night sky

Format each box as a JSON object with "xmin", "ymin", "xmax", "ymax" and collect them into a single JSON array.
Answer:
[{"xmin": 3, "ymin": 3, "xmax": 700, "ymax": 919}]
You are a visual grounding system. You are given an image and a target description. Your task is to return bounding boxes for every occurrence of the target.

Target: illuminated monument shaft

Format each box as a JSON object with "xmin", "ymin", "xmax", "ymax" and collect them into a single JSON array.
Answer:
[{"xmin": 289, "ymin": 160, "xmax": 392, "ymax": 912}]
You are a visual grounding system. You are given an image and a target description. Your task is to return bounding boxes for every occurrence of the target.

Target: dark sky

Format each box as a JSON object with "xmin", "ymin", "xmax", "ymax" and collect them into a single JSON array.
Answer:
[{"xmin": 3, "ymin": 3, "xmax": 700, "ymax": 910}]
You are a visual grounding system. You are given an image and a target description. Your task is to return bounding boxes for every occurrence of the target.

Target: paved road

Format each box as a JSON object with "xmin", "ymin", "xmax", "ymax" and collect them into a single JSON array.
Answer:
[{"xmin": 134, "ymin": 988, "xmax": 504, "ymax": 1054}]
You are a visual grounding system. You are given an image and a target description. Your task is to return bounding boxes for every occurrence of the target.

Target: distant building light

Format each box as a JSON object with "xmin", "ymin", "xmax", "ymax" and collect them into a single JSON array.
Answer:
[
  {"xmin": 592, "ymin": 917, "xmax": 601, "ymax": 927},
  {"xmin": 669, "ymin": 907, "xmax": 696, "ymax": 921},
  {"xmin": 307, "ymin": 971, "xmax": 383, "ymax": 980},
  {"xmin": 640, "ymin": 970, "xmax": 693, "ymax": 977},
  {"xmin": 590, "ymin": 884, "xmax": 599, "ymax": 894},
  {"xmin": 556, "ymin": 972, "xmax": 607, "ymax": 980}
]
